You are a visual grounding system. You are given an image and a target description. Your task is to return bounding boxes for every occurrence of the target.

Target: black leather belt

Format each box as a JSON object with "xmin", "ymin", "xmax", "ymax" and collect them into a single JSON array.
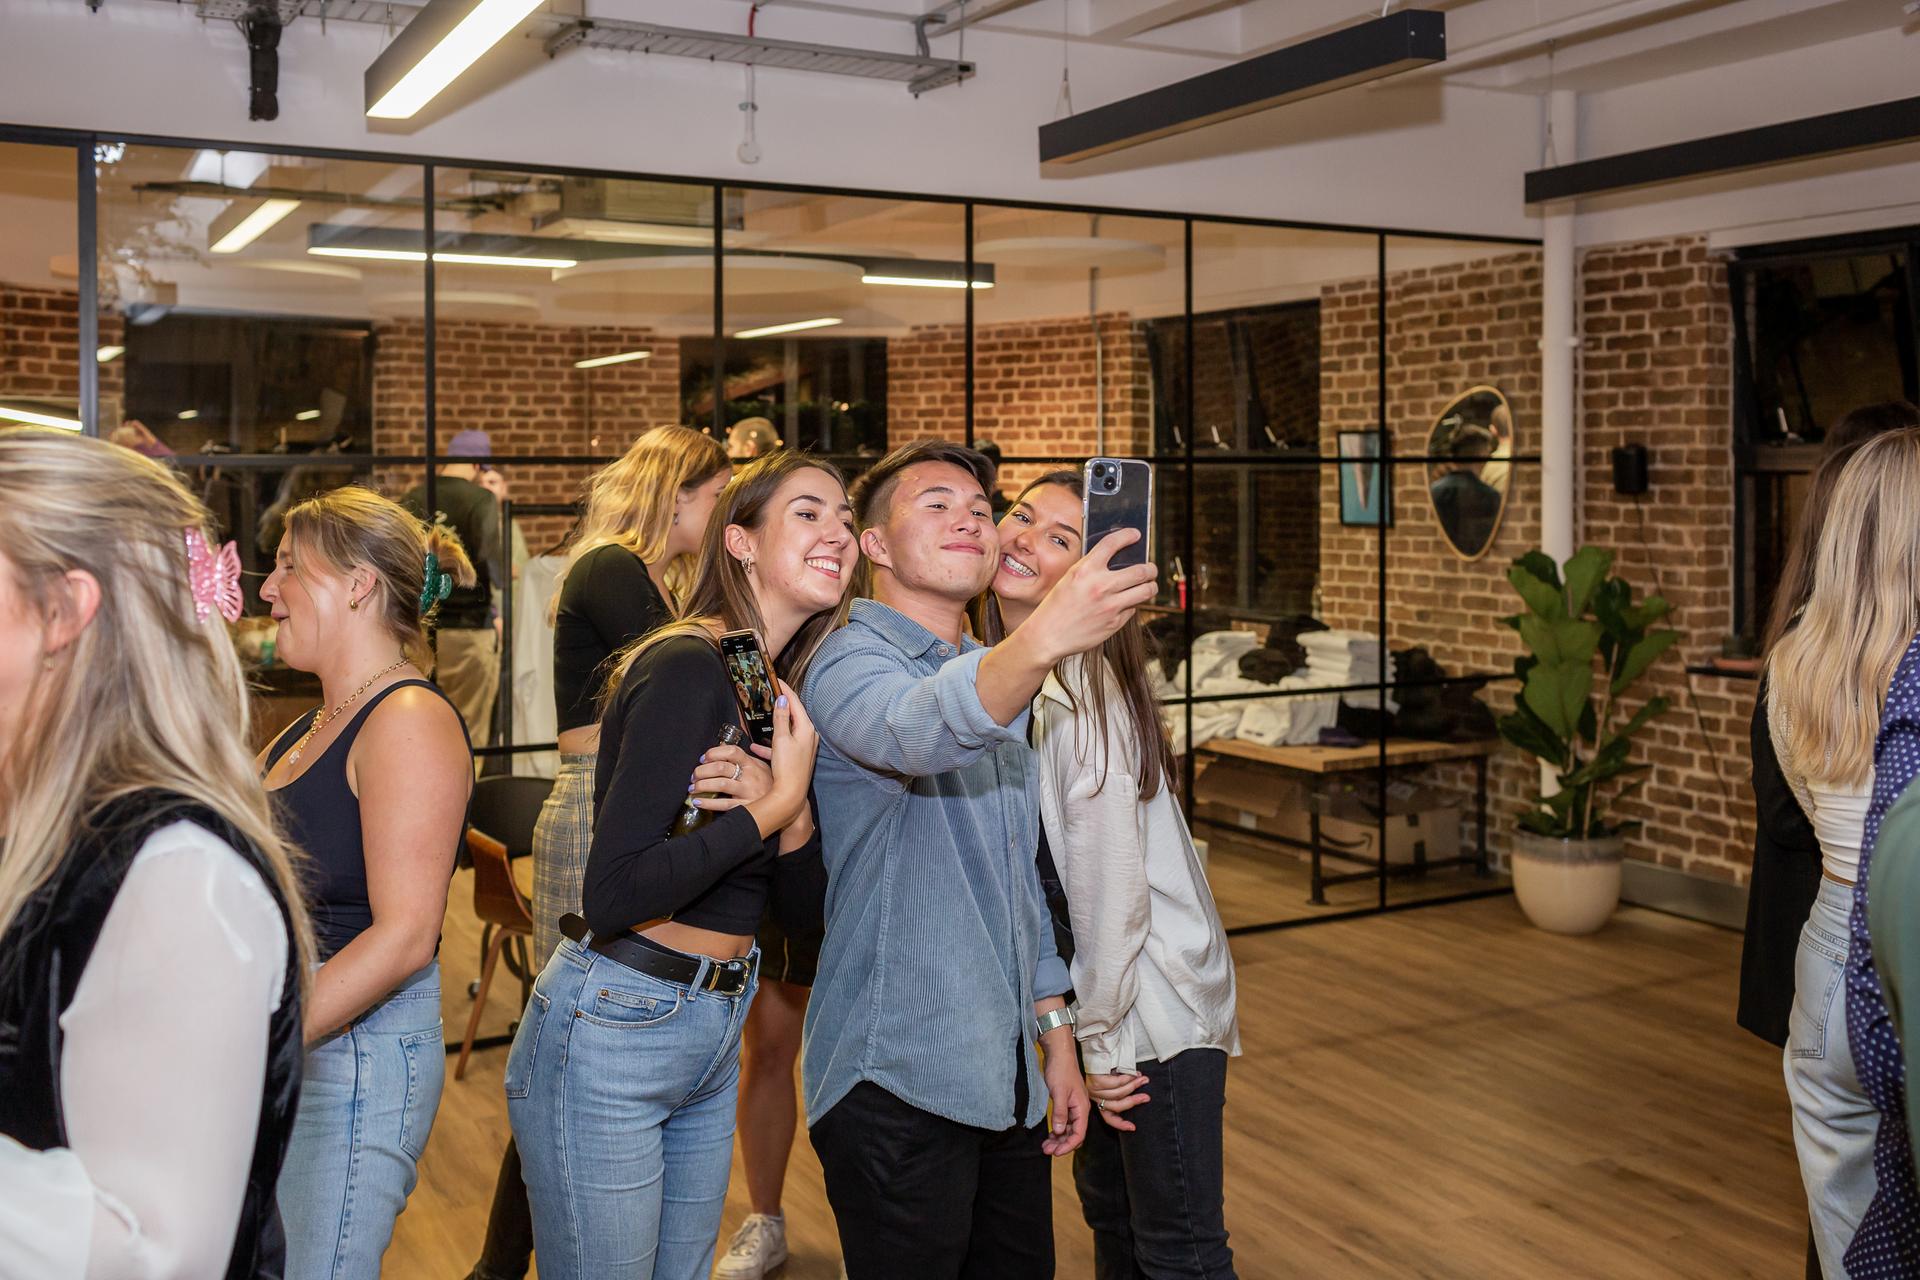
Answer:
[{"xmin": 557, "ymin": 914, "xmax": 755, "ymax": 997}]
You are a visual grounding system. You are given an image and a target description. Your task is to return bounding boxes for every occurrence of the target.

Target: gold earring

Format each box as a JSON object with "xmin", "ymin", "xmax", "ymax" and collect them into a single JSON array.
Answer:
[
  {"xmin": 349, "ymin": 596, "xmax": 360, "ymax": 611},
  {"xmin": 742, "ymin": 556, "xmax": 755, "ymax": 574}
]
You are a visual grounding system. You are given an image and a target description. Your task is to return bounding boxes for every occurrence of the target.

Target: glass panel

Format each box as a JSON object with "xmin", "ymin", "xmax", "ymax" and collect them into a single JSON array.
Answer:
[
  {"xmin": 971, "ymin": 207, "xmax": 1184, "ymax": 491},
  {"xmin": 1743, "ymin": 249, "xmax": 1915, "ymax": 444},
  {"xmin": 430, "ymin": 168, "xmax": 717, "ymax": 544},
  {"xmin": 0, "ymin": 140, "xmax": 82, "ymax": 432},
  {"xmin": 96, "ymin": 144, "xmax": 427, "ymax": 620},
  {"xmin": 1379, "ymin": 234, "xmax": 1537, "ymax": 904},
  {"xmin": 721, "ymin": 189, "xmax": 966, "ymax": 465}
]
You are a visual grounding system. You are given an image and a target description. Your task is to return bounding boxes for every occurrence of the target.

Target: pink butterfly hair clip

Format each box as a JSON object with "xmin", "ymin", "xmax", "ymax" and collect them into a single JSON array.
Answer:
[{"xmin": 184, "ymin": 528, "xmax": 244, "ymax": 624}]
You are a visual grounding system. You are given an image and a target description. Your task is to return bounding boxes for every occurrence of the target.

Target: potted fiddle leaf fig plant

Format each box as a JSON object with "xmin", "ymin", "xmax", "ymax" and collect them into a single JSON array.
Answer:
[{"xmin": 1496, "ymin": 546, "xmax": 1680, "ymax": 934}]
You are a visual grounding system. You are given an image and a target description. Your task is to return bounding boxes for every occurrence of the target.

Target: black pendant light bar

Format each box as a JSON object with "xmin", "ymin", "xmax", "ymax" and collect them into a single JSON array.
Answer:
[
  {"xmin": 1038, "ymin": 10, "xmax": 1446, "ymax": 166},
  {"xmin": 1525, "ymin": 94, "xmax": 1920, "ymax": 204}
]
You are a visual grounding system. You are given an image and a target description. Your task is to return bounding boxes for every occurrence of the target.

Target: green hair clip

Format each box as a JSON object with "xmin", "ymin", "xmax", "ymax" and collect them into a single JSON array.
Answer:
[{"xmin": 419, "ymin": 551, "xmax": 453, "ymax": 617}]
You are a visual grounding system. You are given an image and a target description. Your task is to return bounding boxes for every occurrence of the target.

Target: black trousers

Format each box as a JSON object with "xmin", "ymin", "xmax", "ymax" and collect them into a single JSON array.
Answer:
[
  {"xmin": 811, "ymin": 1082, "xmax": 1054, "ymax": 1280},
  {"xmin": 1073, "ymin": 1049, "xmax": 1235, "ymax": 1280},
  {"xmin": 467, "ymin": 1137, "xmax": 533, "ymax": 1280}
]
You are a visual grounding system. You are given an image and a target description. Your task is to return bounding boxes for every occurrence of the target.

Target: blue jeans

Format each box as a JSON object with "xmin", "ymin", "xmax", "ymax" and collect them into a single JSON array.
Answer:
[
  {"xmin": 277, "ymin": 963, "xmax": 445, "ymax": 1280},
  {"xmin": 1786, "ymin": 878, "xmax": 1879, "ymax": 1278},
  {"xmin": 507, "ymin": 937, "xmax": 758, "ymax": 1280}
]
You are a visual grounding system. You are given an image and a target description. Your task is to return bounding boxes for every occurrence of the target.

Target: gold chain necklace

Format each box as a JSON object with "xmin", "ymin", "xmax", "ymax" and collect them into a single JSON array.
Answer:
[{"xmin": 286, "ymin": 657, "xmax": 410, "ymax": 766}]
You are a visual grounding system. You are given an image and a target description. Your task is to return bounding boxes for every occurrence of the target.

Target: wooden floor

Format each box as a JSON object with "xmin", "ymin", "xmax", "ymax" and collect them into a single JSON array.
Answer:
[
  {"xmin": 390, "ymin": 872, "xmax": 1805, "ymax": 1279},
  {"xmin": 1201, "ymin": 828, "xmax": 1512, "ymax": 930}
]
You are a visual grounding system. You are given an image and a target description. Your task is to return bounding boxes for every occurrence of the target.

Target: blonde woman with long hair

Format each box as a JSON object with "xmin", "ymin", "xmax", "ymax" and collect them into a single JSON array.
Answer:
[
  {"xmin": 467, "ymin": 425, "xmax": 728, "ymax": 1280},
  {"xmin": 258, "ymin": 486, "xmax": 476, "ymax": 1280},
  {"xmin": 1768, "ymin": 426, "xmax": 1920, "ymax": 1276},
  {"xmin": 507, "ymin": 451, "xmax": 852, "ymax": 1280},
  {"xmin": 0, "ymin": 428, "xmax": 313, "ymax": 1280}
]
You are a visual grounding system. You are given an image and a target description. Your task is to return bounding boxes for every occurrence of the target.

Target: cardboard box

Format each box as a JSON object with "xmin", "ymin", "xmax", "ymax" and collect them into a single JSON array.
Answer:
[
  {"xmin": 1191, "ymin": 757, "xmax": 1313, "ymax": 845},
  {"xmin": 1319, "ymin": 807, "xmax": 1462, "ymax": 866}
]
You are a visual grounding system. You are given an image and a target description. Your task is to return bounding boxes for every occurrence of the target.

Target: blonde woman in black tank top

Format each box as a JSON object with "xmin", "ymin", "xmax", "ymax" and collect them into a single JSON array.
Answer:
[{"xmin": 258, "ymin": 486, "xmax": 475, "ymax": 1280}]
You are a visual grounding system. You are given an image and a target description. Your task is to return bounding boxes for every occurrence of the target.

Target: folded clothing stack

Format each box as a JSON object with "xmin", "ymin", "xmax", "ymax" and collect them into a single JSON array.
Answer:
[{"xmin": 1299, "ymin": 630, "xmax": 1399, "ymax": 714}]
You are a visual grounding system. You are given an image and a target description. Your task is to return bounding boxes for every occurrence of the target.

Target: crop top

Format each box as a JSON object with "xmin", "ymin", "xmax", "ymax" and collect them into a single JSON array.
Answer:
[
  {"xmin": 585, "ymin": 632, "xmax": 824, "ymax": 939},
  {"xmin": 553, "ymin": 544, "xmax": 674, "ymax": 734}
]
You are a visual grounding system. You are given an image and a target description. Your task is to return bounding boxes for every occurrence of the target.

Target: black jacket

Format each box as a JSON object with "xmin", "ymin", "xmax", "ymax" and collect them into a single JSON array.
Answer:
[
  {"xmin": 403, "ymin": 475, "xmax": 501, "ymax": 630},
  {"xmin": 1738, "ymin": 684, "xmax": 1824, "ymax": 1048}
]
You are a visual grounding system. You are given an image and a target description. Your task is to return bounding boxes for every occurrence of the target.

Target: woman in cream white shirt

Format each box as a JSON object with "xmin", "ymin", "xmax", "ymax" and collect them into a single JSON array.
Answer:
[{"xmin": 983, "ymin": 469, "xmax": 1240, "ymax": 1280}]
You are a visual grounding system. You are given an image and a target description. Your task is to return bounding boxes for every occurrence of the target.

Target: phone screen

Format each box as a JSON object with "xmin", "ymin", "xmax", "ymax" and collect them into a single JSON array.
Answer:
[{"xmin": 719, "ymin": 629, "xmax": 778, "ymax": 748}]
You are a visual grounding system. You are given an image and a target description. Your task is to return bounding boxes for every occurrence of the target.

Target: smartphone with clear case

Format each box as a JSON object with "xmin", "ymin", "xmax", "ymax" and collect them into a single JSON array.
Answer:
[
  {"xmin": 1081, "ymin": 458, "xmax": 1153, "ymax": 569},
  {"xmin": 719, "ymin": 628, "xmax": 778, "ymax": 748}
]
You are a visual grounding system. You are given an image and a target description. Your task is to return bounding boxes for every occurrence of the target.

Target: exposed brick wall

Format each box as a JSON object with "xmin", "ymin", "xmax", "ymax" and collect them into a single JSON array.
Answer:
[
  {"xmin": 887, "ymin": 313, "xmax": 1152, "ymax": 497},
  {"xmin": 1578, "ymin": 238, "xmax": 1751, "ymax": 882},
  {"xmin": 1319, "ymin": 252, "xmax": 1543, "ymax": 859},
  {"xmin": 0, "ymin": 283, "xmax": 124, "ymax": 422},
  {"xmin": 371, "ymin": 319, "xmax": 682, "ymax": 550},
  {"xmin": 1318, "ymin": 240, "xmax": 1754, "ymax": 884}
]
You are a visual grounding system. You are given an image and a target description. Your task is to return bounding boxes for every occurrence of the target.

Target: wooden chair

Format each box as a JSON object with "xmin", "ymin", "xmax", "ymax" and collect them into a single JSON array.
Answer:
[{"xmin": 455, "ymin": 827, "xmax": 535, "ymax": 1081}]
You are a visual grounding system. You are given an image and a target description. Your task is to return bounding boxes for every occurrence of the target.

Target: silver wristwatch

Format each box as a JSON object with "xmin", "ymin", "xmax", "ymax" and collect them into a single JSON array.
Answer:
[{"xmin": 1034, "ymin": 1006, "xmax": 1077, "ymax": 1039}]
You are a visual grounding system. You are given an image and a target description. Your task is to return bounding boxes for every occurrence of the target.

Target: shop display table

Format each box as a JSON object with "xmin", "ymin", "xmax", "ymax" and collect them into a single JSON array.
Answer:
[{"xmin": 1193, "ymin": 736, "xmax": 1496, "ymax": 904}]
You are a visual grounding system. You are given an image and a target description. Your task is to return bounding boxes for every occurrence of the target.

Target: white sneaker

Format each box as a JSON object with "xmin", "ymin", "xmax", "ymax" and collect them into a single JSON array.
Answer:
[{"xmin": 715, "ymin": 1213, "xmax": 788, "ymax": 1279}]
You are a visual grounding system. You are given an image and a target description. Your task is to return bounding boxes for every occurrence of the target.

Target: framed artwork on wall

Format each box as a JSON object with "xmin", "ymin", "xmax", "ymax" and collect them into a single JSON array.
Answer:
[{"xmin": 1338, "ymin": 430, "xmax": 1391, "ymax": 527}]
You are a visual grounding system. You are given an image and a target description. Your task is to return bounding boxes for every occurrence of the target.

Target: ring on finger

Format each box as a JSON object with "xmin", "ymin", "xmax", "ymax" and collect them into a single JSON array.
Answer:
[{"xmin": 731, "ymin": 763, "xmax": 742, "ymax": 781}]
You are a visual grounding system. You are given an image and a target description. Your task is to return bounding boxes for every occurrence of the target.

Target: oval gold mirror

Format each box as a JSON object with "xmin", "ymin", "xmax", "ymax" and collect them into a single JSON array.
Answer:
[{"xmin": 1425, "ymin": 385, "xmax": 1513, "ymax": 561}]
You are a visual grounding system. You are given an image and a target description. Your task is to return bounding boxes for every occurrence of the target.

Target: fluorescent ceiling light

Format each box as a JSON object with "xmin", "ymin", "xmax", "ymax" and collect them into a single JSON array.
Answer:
[
  {"xmin": 0, "ymin": 405, "xmax": 82, "ymax": 430},
  {"xmin": 296, "ymin": 409, "xmax": 323, "ymax": 421},
  {"xmin": 308, "ymin": 246, "xmax": 577, "ymax": 269},
  {"xmin": 733, "ymin": 317, "xmax": 843, "ymax": 340},
  {"xmin": 210, "ymin": 198, "xmax": 302, "ymax": 254},
  {"xmin": 96, "ymin": 345, "xmax": 125, "ymax": 363},
  {"xmin": 437, "ymin": 251, "xmax": 578, "ymax": 269},
  {"xmin": 862, "ymin": 274, "xmax": 993, "ymax": 290},
  {"xmin": 574, "ymin": 349, "xmax": 653, "ymax": 369},
  {"xmin": 365, "ymin": 0, "xmax": 549, "ymax": 120},
  {"xmin": 177, "ymin": 410, "xmax": 200, "ymax": 421}
]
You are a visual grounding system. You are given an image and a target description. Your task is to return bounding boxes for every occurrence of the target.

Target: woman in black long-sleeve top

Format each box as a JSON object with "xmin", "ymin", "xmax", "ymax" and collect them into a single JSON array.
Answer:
[{"xmin": 505, "ymin": 451, "xmax": 857, "ymax": 1280}]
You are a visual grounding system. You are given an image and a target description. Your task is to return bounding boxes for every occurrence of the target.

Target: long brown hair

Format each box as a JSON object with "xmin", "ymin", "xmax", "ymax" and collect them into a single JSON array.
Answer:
[
  {"xmin": 1762, "ymin": 400, "xmax": 1920, "ymax": 656},
  {"xmin": 980, "ymin": 470, "xmax": 1175, "ymax": 798},
  {"xmin": 552, "ymin": 425, "xmax": 730, "ymax": 620},
  {"xmin": 602, "ymin": 451, "xmax": 853, "ymax": 703},
  {"xmin": 0, "ymin": 428, "xmax": 317, "ymax": 993},
  {"xmin": 283, "ymin": 486, "xmax": 477, "ymax": 671}
]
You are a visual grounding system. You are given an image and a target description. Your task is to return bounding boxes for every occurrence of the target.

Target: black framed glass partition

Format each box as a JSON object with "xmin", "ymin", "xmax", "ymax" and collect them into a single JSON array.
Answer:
[{"xmin": 13, "ymin": 121, "xmax": 1542, "ymax": 931}]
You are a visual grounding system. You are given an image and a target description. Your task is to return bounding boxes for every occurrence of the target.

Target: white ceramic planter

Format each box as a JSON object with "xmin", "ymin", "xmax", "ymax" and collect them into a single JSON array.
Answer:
[{"xmin": 1510, "ymin": 832, "xmax": 1625, "ymax": 935}]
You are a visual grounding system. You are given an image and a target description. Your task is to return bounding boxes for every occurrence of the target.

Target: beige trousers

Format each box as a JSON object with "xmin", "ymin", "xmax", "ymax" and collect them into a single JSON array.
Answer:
[{"xmin": 434, "ymin": 626, "xmax": 499, "ymax": 747}]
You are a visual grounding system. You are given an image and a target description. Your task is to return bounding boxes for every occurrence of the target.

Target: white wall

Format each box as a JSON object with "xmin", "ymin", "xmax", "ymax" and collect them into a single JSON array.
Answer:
[
  {"xmin": 0, "ymin": 0, "xmax": 1544, "ymax": 237},
  {"xmin": 1568, "ymin": 24, "xmax": 1920, "ymax": 248}
]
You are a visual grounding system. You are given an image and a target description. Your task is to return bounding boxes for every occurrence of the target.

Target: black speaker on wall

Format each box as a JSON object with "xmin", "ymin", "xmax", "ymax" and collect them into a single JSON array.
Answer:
[{"xmin": 1612, "ymin": 444, "xmax": 1650, "ymax": 495}]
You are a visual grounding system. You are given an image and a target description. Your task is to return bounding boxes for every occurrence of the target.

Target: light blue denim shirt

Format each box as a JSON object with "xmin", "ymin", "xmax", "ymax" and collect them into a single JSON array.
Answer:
[{"xmin": 800, "ymin": 598, "xmax": 1072, "ymax": 1131}]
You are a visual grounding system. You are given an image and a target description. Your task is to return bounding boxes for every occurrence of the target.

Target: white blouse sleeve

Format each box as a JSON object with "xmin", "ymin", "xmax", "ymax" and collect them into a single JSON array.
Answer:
[{"xmin": 0, "ymin": 820, "xmax": 290, "ymax": 1280}]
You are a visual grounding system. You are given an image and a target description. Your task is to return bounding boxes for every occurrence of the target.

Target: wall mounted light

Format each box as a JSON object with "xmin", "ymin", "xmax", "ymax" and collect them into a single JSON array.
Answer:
[
  {"xmin": 96, "ymin": 345, "xmax": 125, "ymax": 363},
  {"xmin": 574, "ymin": 349, "xmax": 653, "ymax": 369},
  {"xmin": 296, "ymin": 409, "xmax": 323, "ymax": 420},
  {"xmin": 177, "ymin": 410, "xmax": 201, "ymax": 421},
  {"xmin": 733, "ymin": 318, "xmax": 843, "ymax": 340},
  {"xmin": 210, "ymin": 197, "xmax": 302, "ymax": 254},
  {"xmin": 365, "ymin": 0, "xmax": 549, "ymax": 120}
]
